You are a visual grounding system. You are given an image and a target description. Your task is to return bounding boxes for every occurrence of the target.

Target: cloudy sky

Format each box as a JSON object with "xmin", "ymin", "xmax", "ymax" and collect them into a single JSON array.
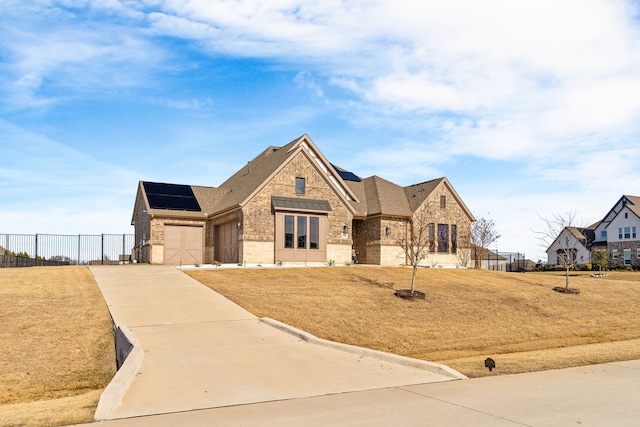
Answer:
[{"xmin": 2, "ymin": 0, "xmax": 640, "ymax": 261}]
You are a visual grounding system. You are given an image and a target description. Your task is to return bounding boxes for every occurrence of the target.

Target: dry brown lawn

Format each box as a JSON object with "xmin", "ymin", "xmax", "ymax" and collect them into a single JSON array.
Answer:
[
  {"xmin": 187, "ymin": 266, "xmax": 640, "ymax": 378},
  {"xmin": 0, "ymin": 266, "xmax": 116, "ymax": 427}
]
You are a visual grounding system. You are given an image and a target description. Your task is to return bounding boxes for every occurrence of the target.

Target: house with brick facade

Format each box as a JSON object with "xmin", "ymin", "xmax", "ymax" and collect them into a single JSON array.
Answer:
[
  {"xmin": 131, "ymin": 135, "xmax": 475, "ymax": 266},
  {"xmin": 546, "ymin": 195, "xmax": 640, "ymax": 268}
]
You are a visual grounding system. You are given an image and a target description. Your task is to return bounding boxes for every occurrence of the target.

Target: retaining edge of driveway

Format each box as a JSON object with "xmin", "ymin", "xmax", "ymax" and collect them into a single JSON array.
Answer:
[
  {"xmin": 260, "ymin": 317, "xmax": 468, "ymax": 380},
  {"xmin": 94, "ymin": 321, "xmax": 144, "ymax": 421}
]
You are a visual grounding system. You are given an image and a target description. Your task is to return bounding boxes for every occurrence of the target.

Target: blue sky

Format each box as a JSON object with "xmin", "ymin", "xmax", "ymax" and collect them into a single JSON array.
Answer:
[{"xmin": 2, "ymin": 0, "xmax": 640, "ymax": 261}]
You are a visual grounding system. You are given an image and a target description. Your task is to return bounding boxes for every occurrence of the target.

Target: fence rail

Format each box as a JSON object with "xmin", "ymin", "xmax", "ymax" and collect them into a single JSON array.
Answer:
[{"xmin": 0, "ymin": 233, "xmax": 135, "ymax": 267}]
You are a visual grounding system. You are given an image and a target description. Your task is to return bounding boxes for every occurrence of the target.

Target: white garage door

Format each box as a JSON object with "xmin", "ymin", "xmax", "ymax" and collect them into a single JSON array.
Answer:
[{"xmin": 164, "ymin": 225, "xmax": 203, "ymax": 265}]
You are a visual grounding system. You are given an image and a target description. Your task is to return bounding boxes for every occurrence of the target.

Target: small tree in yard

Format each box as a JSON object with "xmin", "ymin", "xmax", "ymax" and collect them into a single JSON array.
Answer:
[
  {"xmin": 592, "ymin": 249, "xmax": 608, "ymax": 273},
  {"xmin": 471, "ymin": 217, "xmax": 500, "ymax": 269},
  {"xmin": 395, "ymin": 206, "xmax": 431, "ymax": 297},
  {"xmin": 536, "ymin": 211, "xmax": 582, "ymax": 293}
]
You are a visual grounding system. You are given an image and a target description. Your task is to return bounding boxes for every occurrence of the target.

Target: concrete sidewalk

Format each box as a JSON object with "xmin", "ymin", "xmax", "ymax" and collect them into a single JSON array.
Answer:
[
  {"xmin": 82, "ymin": 360, "xmax": 640, "ymax": 426},
  {"xmin": 89, "ymin": 265, "xmax": 462, "ymax": 420}
]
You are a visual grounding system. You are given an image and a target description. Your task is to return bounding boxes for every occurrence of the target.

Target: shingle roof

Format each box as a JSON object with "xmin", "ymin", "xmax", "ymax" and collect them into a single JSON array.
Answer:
[
  {"xmin": 404, "ymin": 178, "xmax": 444, "ymax": 212},
  {"xmin": 133, "ymin": 136, "xmax": 473, "ymax": 225},
  {"xmin": 364, "ymin": 176, "xmax": 413, "ymax": 216},
  {"xmin": 624, "ymin": 195, "xmax": 640, "ymax": 218},
  {"xmin": 212, "ymin": 138, "xmax": 301, "ymax": 213},
  {"xmin": 191, "ymin": 185, "xmax": 228, "ymax": 214}
]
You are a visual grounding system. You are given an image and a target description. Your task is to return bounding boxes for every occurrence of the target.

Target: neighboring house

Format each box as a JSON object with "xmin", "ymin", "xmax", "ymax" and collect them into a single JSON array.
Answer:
[
  {"xmin": 131, "ymin": 135, "xmax": 475, "ymax": 266},
  {"xmin": 598, "ymin": 195, "xmax": 640, "ymax": 267},
  {"xmin": 546, "ymin": 195, "xmax": 640, "ymax": 268},
  {"xmin": 470, "ymin": 245, "xmax": 508, "ymax": 271},
  {"xmin": 546, "ymin": 226, "xmax": 593, "ymax": 267}
]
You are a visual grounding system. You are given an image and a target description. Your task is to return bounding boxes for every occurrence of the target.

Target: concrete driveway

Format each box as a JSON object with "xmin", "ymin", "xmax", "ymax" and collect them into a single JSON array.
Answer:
[
  {"xmin": 86, "ymin": 265, "xmax": 640, "ymax": 426},
  {"xmin": 89, "ymin": 265, "xmax": 462, "ymax": 420}
]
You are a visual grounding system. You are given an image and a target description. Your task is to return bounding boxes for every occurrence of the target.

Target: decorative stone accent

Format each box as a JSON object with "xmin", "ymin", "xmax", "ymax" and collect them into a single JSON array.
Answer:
[
  {"xmin": 327, "ymin": 244, "xmax": 352, "ymax": 265},
  {"xmin": 607, "ymin": 241, "xmax": 640, "ymax": 267},
  {"xmin": 242, "ymin": 241, "xmax": 275, "ymax": 264}
]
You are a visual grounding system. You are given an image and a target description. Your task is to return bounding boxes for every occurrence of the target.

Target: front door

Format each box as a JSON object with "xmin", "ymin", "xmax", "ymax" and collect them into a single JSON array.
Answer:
[{"xmin": 215, "ymin": 221, "xmax": 238, "ymax": 263}]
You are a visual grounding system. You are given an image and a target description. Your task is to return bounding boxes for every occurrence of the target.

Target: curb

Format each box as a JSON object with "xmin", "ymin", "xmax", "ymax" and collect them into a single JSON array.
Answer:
[{"xmin": 260, "ymin": 317, "xmax": 468, "ymax": 380}]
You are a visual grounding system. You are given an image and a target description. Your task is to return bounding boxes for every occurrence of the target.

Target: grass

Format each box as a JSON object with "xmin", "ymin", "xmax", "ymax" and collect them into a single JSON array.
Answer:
[
  {"xmin": 2, "ymin": 265, "xmax": 639, "ymax": 425},
  {"xmin": 0, "ymin": 266, "xmax": 116, "ymax": 427},
  {"xmin": 186, "ymin": 266, "xmax": 640, "ymax": 378}
]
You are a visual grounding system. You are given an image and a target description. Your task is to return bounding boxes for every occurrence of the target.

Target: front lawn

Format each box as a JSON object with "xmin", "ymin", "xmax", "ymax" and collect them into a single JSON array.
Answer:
[{"xmin": 187, "ymin": 266, "xmax": 640, "ymax": 377}]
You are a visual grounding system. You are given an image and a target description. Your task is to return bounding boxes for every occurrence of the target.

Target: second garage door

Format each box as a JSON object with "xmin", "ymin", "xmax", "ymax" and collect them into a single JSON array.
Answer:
[{"xmin": 164, "ymin": 225, "xmax": 203, "ymax": 265}]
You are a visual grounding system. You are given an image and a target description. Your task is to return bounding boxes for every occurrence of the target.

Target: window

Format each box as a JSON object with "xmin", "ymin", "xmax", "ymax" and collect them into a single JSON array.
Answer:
[
  {"xmin": 437, "ymin": 224, "xmax": 449, "ymax": 253},
  {"xmin": 619, "ymin": 228, "xmax": 623, "ymax": 239},
  {"xmin": 297, "ymin": 216, "xmax": 307, "ymax": 248},
  {"xmin": 634, "ymin": 227, "xmax": 637, "ymax": 239},
  {"xmin": 428, "ymin": 223, "xmax": 435, "ymax": 252},
  {"xmin": 625, "ymin": 227, "xmax": 631, "ymax": 239},
  {"xmin": 310, "ymin": 217, "xmax": 319, "ymax": 249},
  {"xmin": 277, "ymin": 213, "xmax": 326, "ymax": 262},
  {"xmin": 624, "ymin": 249, "xmax": 632, "ymax": 266},
  {"xmin": 625, "ymin": 212, "xmax": 629, "ymax": 219},
  {"xmin": 284, "ymin": 215, "xmax": 294, "ymax": 248},
  {"xmin": 440, "ymin": 195, "xmax": 446, "ymax": 209},
  {"xmin": 612, "ymin": 249, "xmax": 618, "ymax": 259},
  {"xmin": 601, "ymin": 230, "xmax": 607, "ymax": 239},
  {"xmin": 295, "ymin": 177, "xmax": 305, "ymax": 194},
  {"xmin": 451, "ymin": 224, "xmax": 457, "ymax": 254},
  {"xmin": 637, "ymin": 248, "xmax": 640, "ymax": 259}
]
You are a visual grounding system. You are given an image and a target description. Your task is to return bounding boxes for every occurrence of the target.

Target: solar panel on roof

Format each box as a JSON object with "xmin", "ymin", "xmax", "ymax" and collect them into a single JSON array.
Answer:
[
  {"xmin": 331, "ymin": 164, "xmax": 362, "ymax": 182},
  {"xmin": 143, "ymin": 182, "xmax": 201, "ymax": 211}
]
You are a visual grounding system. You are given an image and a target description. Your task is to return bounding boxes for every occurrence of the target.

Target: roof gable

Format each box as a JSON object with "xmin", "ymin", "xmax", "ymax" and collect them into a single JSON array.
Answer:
[
  {"xmin": 405, "ymin": 177, "xmax": 475, "ymax": 221},
  {"xmin": 603, "ymin": 195, "xmax": 640, "ymax": 228},
  {"xmin": 212, "ymin": 135, "xmax": 358, "ymax": 215}
]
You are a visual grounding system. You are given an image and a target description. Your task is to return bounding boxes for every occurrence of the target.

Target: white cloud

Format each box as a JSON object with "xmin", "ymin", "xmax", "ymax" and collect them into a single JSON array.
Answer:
[{"xmin": 3, "ymin": 0, "xmax": 640, "ymax": 248}]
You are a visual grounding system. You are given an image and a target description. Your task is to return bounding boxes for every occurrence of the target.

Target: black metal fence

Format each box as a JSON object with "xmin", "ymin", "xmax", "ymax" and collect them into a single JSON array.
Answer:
[
  {"xmin": 0, "ymin": 234, "xmax": 135, "ymax": 267},
  {"xmin": 498, "ymin": 251, "xmax": 531, "ymax": 272}
]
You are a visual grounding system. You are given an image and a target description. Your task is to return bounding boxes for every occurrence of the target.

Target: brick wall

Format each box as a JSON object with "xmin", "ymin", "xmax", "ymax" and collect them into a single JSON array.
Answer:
[
  {"xmin": 240, "ymin": 150, "xmax": 353, "ymax": 264},
  {"xmin": 352, "ymin": 180, "xmax": 472, "ymax": 266}
]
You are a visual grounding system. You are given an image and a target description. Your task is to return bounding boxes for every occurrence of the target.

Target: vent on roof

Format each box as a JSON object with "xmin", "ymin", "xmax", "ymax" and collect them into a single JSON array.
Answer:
[
  {"xmin": 331, "ymin": 164, "xmax": 361, "ymax": 182},
  {"xmin": 143, "ymin": 182, "xmax": 201, "ymax": 211}
]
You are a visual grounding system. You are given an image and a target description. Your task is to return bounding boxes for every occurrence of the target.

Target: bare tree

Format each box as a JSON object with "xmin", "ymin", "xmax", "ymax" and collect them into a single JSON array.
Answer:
[
  {"xmin": 394, "ymin": 206, "xmax": 431, "ymax": 295},
  {"xmin": 471, "ymin": 217, "xmax": 500, "ymax": 269},
  {"xmin": 535, "ymin": 211, "xmax": 582, "ymax": 291},
  {"xmin": 456, "ymin": 238, "xmax": 472, "ymax": 268}
]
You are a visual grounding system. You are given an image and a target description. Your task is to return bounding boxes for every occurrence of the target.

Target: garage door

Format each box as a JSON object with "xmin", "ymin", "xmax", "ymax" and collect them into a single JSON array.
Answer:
[{"xmin": 164, "ymin": 225, "xmax": 203, "ymax": 265}]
